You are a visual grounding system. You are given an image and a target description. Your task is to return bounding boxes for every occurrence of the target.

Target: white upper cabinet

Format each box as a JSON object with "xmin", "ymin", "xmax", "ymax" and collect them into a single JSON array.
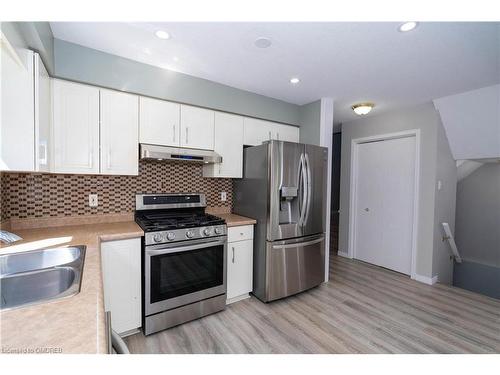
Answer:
[
  {"xmin": 180, "ymin": 105, "xmax": 215, "ymax": 150},
  {"xmin": 53, "ymin": 79, "xmax": 100, "ymax": 174},
  {"xmin": 203, "ymin": 112, "xmax": 244, "ymax": 178},
  {"xmin": 100, "ymin": 90, "xmax": 139, "ymax": 175},
  {"xmin": 243, "ymin": 117, "xmax": 300, "ymax": 146},
  {"xmin": 275, "ymin": 123, "xmax": 300, "ymax": 143},
  {"xmin": 243, "ymin": 118, "xmax": 273, "ymax": 146},
  {"xmin": 1, "ymin": 47, "xmax": 35, "ymax": 172},
  {"xmin": 139, "ymin": 96, "xmax": 180, "ymax": 147}
]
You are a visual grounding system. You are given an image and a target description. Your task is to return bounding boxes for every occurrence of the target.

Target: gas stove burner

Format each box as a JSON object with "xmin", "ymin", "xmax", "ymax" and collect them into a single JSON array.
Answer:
[
  {"xmin": 134, "ymin": 193, "xmax": 227, "ymax": 245},
  {"xmin": 136, "ymin": 212, "xmax": 225, "ymax": 232}
]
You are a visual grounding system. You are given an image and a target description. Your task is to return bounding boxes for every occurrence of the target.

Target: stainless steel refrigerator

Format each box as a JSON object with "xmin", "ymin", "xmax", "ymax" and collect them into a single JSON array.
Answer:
[{"xmin": 233, "ymin": 140, "xmax": 328, "ymax": 302}]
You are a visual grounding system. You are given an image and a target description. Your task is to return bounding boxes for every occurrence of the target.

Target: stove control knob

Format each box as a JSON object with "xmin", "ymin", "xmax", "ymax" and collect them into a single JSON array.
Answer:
[
  {"xmin": 166, "ymin": 232, "xmax": 175, "ymax": 241},
  {"xmin": 186, "ymin": 230, "xmax": 195, "ymax": 239},
  {"xmin": 153, "ymin": 233, "xmax": 163, "ymax": 243},
  {"xmin": 214, "ymin": 227, "xmax": 223, "ymax": 235},
  {"xmin": 203, "ymin": 228, "xmax": 212, "ymax": 236}
]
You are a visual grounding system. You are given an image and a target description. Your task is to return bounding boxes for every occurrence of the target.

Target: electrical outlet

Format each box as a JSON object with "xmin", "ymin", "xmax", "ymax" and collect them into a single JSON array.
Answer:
[
  {"xmin": 88, "ymin": 194, "xmax": 98, "ymax": 208},
  {"xmin": 220, "ymin": 192, "xmax": 227, "ymax": 202}
]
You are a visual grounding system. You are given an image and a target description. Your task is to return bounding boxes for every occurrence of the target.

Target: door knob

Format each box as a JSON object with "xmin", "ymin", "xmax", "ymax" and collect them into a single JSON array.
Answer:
[{"xmin": 364, "ymin": 208, "xmax": 370, "ymax": 212}]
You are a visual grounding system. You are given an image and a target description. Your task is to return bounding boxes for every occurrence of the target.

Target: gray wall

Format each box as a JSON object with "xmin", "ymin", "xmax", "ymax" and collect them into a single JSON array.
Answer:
[
  {"xmin": 339, "ymin": 103, "xmax": 444, "ymax": 279},
  {"xmin": 431, "ymin": 119, "xmax": 457, "ymax": 284},
  {"xmin": 455, "ymin": 163, "xmax": 500, "ymax": 267},
  {"xmin": 53, "ymin": 39, "xmax": 301, "ymax": 126},
  {"xmin": 298, "ymin": 100, "xmax": 321, "ymax": 144},
  {"xmin": 1, "ymin": 22, "xmax": 55, "ymax": 74}
]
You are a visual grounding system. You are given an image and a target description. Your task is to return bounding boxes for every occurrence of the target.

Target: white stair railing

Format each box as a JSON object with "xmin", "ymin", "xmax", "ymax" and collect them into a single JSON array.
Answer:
[{"xmin": 441, "ymin": 223, "xmax": 462, "ymax": 263}]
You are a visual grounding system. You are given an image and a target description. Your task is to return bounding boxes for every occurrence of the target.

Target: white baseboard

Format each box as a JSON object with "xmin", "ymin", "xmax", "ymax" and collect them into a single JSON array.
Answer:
[
  {"xmin": 226, "ymin": 294, "xmax": 250, "ymax": 305},
  {"xmin": 337, "ymin": 251, "xmax": 351, "ymax": 258},
  {"xmin": 413, "ymin": 274, "xmax": 438, "ymax": 285}
]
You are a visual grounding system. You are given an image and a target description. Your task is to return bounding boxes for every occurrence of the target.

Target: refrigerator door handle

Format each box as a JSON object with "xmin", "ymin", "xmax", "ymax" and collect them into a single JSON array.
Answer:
[
  {"xmin": 272, "ymin": 236, "xmax": 324, "ymax": 249},
  {"xmin": 303, "ymin": 152, "xmax": 312, "ymax": 226},
  {"xmin": 298, "ymin": 153, "xmax": 307, "ymax": 226}
]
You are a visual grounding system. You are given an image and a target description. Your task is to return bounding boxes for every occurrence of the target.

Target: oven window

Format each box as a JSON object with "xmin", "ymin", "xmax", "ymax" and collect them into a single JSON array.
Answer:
[{"xmin": 150, "ymin": 244, "xmax": 224, "ymax": 303}]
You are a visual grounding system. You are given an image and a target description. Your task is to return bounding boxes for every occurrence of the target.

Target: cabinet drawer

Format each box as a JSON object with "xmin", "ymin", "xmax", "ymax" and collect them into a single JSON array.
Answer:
[{"xmin": 228, "ymin": 225, "xmax": 254, "ymax": 242}]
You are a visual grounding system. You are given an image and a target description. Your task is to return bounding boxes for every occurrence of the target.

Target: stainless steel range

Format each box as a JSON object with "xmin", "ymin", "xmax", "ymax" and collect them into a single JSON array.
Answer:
[{"xmin": 135, "ymin": 193, "xmax": 227, "ymax": 335}]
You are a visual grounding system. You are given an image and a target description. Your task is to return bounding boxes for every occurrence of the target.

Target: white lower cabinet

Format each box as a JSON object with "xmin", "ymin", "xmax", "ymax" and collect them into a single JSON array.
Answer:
[
  {"xmin": 100, "ymin": 238, "xmax": 141, "ymax": 335},
  {"xmin": 226, "ymin": 225, "xmax": 254, "ymax": 303}
]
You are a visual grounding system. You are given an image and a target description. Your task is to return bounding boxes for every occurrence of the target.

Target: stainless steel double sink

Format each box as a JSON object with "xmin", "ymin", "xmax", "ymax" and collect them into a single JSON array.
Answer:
[{"xmin": 0, "ymin": 246, "xmax": 86, "ymax": 310}]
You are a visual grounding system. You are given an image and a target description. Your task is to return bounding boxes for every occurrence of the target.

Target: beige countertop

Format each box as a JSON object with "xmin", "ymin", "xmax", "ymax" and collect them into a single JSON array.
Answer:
[
  {"xmin": 214, "ymin": 213, "xmax": 257, "ymax": 227},
  {"xmin": 0, "ymin": 221, "xmax": 143, "ymax": 354}
]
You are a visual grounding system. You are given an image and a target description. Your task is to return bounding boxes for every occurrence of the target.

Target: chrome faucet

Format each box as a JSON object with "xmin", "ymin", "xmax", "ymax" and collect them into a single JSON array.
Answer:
[{"xmin": 0, "ymin": 230, "xmax": 22, "ymax": 244}]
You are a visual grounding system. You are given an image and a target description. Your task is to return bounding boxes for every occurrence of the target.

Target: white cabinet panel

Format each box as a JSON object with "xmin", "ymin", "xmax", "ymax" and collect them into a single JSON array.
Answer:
[
  {"xmin": 243, "ymin": 118, "xmax": 273, "ymax": 146},
  {"xmin": 228, "ymin": 225, "xmax": 254, "ymax": 243},
  {"xmin": 100, "ymin": 90, "xmax": 139, "ymax": 175},
  {"xmin": 275, "ymin": 123, "xmax": 300, "ymax": 143},
  {"xmin": 139, "ymin": 96, "xmax": 180, "ymax": 147},
  {"xmin": 52, "ymin": 79, "xmax": 99, "ymax": 174},
  {"xmin": 1, "ymin": 47, "xmax": 35, "ymax": 171},
  {"xmin": 227, "ymin": 238, "xmax": 254, "ymax": 302},
  {"xmin": 101, "ymin": 238, "xmax": 142, "ymax": 335},
  {"xmin": 35, "ymin": 54, "xmax": 51, "ymax": 172},
  {"xmin": 243, "ymin": 117, "xmax": 299, "ymax": 145},
  {"xmin": 180, "ymin": 105, "xmax": 215, "ymax": 150},
  {"xmin": 203, "ymin": 112, "xmax": 243, "ymax": 178}
]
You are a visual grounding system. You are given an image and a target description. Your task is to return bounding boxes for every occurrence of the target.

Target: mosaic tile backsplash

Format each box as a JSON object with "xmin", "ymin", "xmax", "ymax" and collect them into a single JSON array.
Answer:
[{"xmin": 0, "ymin": 161, "xmax": 233, "ymax": 221}]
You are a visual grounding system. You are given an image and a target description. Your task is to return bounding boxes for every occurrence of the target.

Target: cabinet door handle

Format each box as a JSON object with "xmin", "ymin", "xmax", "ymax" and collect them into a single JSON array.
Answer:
[
  {"xmin": 39, "ymin": 141, "xmax": 48, "ymax": 165},
  {"xmin": 232, "ymin": 246, "xmax": 235, "ymax": 263},
  {"xmin": 268, "ymin": 131, "xmax": 271, "ymax": 140},
  {"xmin": 185, "ymin": 127, "xmax": 189, "ymax": 144},
  {"xmin": 107, "ymin": 149, "xmax": 112, "ymax": 169}
]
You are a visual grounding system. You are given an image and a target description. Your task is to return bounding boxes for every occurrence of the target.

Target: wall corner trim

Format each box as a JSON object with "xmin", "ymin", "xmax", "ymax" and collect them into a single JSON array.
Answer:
[{"xmin": 413, "ymin": 274, "xmax": 438, "ymax": 285}]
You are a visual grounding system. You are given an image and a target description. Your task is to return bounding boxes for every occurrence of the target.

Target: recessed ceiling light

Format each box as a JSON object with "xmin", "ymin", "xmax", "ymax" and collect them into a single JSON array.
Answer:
[
  {"xmin": 155, "ymin": 30, "xmax": 170, "ymax": 40},
  {"xmin": 254, "ymin": 37, "xmax": 272, "ymax": 48},
  {"xmin": 352, "ymin": 103, "xmax": 375, "ymax": 115},
  {"xmin": 290, "ymin": 77, "xmax": 300, "ymax": 85},
  {"xmin": 398, "ymin": 22, "xmax": 418, "ymax": 32}
]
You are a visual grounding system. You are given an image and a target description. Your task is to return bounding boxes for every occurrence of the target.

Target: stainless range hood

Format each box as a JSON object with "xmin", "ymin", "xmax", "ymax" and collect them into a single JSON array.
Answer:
[{"xmin": 140, "ymin": 144, "xmax": 222, "ymax": 164}]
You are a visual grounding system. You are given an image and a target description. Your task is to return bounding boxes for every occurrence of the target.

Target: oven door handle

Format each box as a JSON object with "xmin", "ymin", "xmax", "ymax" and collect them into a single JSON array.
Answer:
[{"xmin": 146, "ymin": 239, "xmax": 226, "ymax": 256}]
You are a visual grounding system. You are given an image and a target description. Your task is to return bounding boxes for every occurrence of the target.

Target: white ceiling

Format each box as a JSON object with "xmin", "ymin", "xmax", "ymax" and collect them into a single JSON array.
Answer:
[{"xmin": 50, "ymin": 22, "xmax": 500, "ymax": 124}]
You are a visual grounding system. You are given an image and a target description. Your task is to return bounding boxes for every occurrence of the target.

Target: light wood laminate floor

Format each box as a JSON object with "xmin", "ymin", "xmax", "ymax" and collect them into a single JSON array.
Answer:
[{"xmin": 125, "ymin": 255, "xmax": 500, "ymax": 353}]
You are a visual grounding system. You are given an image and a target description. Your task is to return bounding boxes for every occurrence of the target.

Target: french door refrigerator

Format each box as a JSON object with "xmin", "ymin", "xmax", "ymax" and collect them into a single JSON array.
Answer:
[{"xmin": 233, "ymin": 140, "xmax": 328, "ymax": 302}]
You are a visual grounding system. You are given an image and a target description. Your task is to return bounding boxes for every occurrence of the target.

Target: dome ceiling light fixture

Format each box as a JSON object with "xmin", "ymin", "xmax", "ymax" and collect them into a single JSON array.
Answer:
[
  {"xmin": 351, "ymin": 102, "xmax": 375, "ymax": 116},
  {"xmin": 398, "ymin": 21, "xmax": 418, "ymax": 32},
  {"xmin": 290, "ymin": 77, "xmax": 300, "ymax": 85}
]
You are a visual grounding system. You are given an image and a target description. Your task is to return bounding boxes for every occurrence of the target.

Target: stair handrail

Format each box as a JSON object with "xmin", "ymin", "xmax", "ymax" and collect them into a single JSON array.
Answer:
[{"xmin": 441, "ymin": 222, "xmax": 462, "ymax": 263}]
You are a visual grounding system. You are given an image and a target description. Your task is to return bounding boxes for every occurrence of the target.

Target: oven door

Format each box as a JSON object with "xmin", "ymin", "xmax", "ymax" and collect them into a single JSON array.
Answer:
[{"xmin": 145, "ymin": 237, "xmax": 227, "ymax": 316}]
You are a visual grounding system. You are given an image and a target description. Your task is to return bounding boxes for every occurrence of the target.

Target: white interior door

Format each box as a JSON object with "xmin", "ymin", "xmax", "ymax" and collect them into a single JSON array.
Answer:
[{"xmin": 354, "ymin": 136, "xmax": 416, "ymax": 275}]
